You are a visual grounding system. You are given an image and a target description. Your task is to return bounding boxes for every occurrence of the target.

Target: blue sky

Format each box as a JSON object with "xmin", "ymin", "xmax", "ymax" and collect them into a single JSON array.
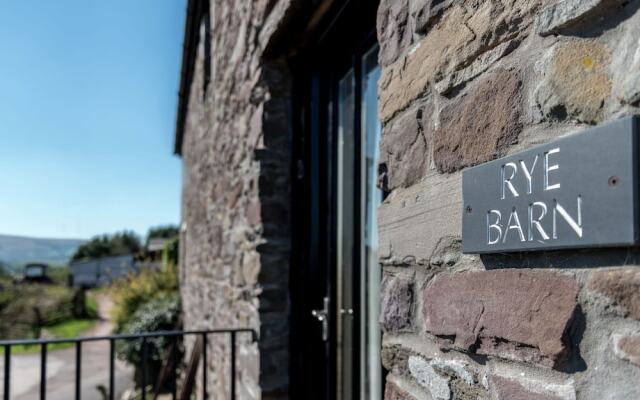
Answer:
[{"xmin": 0, "ymin": 1, "xmax": 186, "ymax": 239}]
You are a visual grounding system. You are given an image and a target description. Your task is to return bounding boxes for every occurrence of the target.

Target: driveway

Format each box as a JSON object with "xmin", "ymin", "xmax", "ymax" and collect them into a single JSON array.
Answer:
[{"xmin": 0, "ymin": 294, "xmax": 134, "ymax": 400}]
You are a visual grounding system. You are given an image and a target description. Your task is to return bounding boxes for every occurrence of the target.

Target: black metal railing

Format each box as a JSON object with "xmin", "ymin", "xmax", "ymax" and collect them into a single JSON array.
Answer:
[{"xmin": 0, "ymin": 328, "xmax": 255, "ymax": 400}]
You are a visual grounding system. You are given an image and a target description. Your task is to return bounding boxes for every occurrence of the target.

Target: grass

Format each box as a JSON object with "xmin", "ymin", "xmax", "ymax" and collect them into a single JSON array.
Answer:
[
  {"xmin": 47, "ymin": 318, "xmax": 96, "ymax": 338},
  {"xmin": 0, "ymin": 288, "xmax": 100, "ymax": 354},
  {"xmin": 0, "ymin": 318, "xmax": 97, "ymax": 354},
  {"xmin": 86, "ymin": 294, "xmax": 99, "ymax": 318}
]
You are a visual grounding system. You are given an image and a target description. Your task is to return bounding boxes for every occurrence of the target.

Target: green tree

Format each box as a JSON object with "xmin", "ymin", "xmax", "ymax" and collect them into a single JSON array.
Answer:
[
  {"xmin": 71, "ymin": 231, "xmax": 141, "ymax": 262},
  {"xmin": 145, "ymin": 225, "xmax": 179, "ymax": 246}
]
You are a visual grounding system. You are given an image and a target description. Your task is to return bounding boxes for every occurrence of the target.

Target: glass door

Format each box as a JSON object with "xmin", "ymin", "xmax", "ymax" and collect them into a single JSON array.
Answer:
[
  {"xmin": 336, "ymin": 67, "xmax": 356, "ymax": 400},
  {"xmin": 359, "ymin": 45, "xmax": 382, "ymax": 400},
  {"xmin": 290, "ymin": 2, "xmax": 380, "ymax": 399},
  {"xmin": 335, "ymin": 45, "xmax": 382, "ymax": 400}
]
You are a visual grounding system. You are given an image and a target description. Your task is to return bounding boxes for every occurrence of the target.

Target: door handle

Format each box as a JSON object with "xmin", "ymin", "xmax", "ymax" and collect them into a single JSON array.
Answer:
[{"xmin": 311, "ymin": 296, "xmax": 330, "ymax": 342}]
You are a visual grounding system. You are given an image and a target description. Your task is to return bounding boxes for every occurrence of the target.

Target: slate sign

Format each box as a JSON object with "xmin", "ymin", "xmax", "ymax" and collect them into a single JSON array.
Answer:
[{"xmin": 462, "ymin": 116, "xmax": 639, "ymax": 253}]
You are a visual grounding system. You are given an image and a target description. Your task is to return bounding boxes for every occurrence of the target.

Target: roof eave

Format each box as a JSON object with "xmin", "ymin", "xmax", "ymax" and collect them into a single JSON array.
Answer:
[{"xmin": 174, "ymin": 0, "xmax": 205, "ymax": 156}]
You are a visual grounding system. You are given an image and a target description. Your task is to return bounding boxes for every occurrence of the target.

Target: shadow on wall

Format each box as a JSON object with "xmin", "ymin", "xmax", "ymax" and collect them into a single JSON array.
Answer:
[
  {"xmin": 481, "ymin": 247, "xmax": 640, "ymax": 270},
  {"xmin": 253, "ymin": 59, "xmax": 293, "ymax": 398},
  {"xmin": 557, "ymin": 0, "xmax": 640, "ymax": 39},
  {"xmin": 559, "ymin": 304, "xmax": 588, "ymax": 374}
]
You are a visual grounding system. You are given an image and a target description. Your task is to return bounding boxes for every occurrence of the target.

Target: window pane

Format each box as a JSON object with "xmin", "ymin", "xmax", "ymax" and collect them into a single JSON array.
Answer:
[
  {"xmin": 336, "ymin": 68, "xmax": 355, "ymax": 400},
  {"xmin": 360, "ymin": 45, "xmax": 382, "ymax": 400}
]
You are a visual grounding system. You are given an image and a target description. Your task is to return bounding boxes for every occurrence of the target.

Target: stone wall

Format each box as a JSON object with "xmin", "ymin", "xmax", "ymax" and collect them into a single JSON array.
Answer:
[
  {"xmin": 179, "ymin": 1, "xmax": 294, "ymax": 399},
  {"xmin": 377, "ymin": 0, "xmax": 640, "ymax": 399}
]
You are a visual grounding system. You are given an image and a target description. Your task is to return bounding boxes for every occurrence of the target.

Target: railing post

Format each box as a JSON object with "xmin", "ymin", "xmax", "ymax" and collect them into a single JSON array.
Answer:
[
  {"xmin": 75, "ymin": 341, "xmax": 82, "ymax": 400},
  {"xmin": 202, "ymin": 333, "xmax": 208, "ymax": 400},
  {"xmin": 230, "ymin": 331, "xmax": 236, "ymax": 400},
  {"xmin": 171, "ymin": 336, "xmax": 177, "ymax": 400},
  {"xmin": 40, "ymin": 343, "xmax": 47, "ymax": 400},
  {"xmin": 4, "ymin": 345, "xmax": 10, "ymax": 400},
  {"xmin": 109, "ymin": 338, "xmax": 115, "ymax": 400},
  {"xmin": 141, "ymin": 337, "xmax": 147, "ymax": 400},
  {"xmin": 0, "ymin": 329, "xmax": 254, "ymax": 400}
]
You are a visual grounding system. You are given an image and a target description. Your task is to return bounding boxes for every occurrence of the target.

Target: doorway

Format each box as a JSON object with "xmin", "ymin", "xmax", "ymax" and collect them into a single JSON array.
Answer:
[{"xmin": 290, "ymin": 1, "xmax": 382, "ymax": 399}]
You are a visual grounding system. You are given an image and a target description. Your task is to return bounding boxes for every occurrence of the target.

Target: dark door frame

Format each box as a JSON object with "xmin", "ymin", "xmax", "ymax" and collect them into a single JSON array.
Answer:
[{"xmin": 289, "ymin": 1, "xmax": 379, "ymax": 399}]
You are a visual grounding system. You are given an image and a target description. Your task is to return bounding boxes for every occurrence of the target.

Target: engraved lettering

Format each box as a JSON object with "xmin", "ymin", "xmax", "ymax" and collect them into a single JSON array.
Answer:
[
  {"xmin": 544, "ymin": 148, "xmax": 561, "ymax": 191},
  {"xmin": 520, "ymin": 155, "xmax": 538, "ymax": 195},
  {"xmin": 503, "ymin": 208, "xmax": 525, "ymax": 243},
  {"xmin": 501, "ymin": 162, "xmax": 519, "ymax": 199},
  {"xmin": 487, "ymin": 210, "xmax": 502, "ymax": 245},
  {"xmin": 553, "ymin": 196, "xmax": 583, "ymax": 239},
  {"xmin": 528, "ymin": 201, "xmax": 549, "ymax": 241}
]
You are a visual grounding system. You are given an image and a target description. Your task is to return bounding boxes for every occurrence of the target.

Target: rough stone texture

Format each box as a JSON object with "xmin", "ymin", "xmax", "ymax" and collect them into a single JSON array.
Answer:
[
  {"xmin": 175, "ymin": 0, "xmax": 640, "ymax": 398},
  {"xmin": 378, "ymin": 103, "xmax": 433, "ymax": 191},
  {"xmin": 408, "ymin": 356, "xmax": 450, "ymax": 400},
  {"xmin": 434, "ymin": 39, "xmax": 520, "ymax": 95},
  {"xmin": 377, "ymin": 0, "xmax": 411, "ymax": 67},
  {"xmin": 613, "ymin": 334, "xmax": 640, "ymax": 367},
  {"xmin": 490, "ymin": 375, "xmax": 575, "ymax": 400},
  {"xmin": 381, "ymin": 344, "xmax": 412, "ymax": 376},
  {"xmin": 612, "ymin": 5, "xmax": 640, "ymax": 106},
  {"xmin": 378, "ymin": 172, "xmax": 462, "ymax": 264},
  {"xmin": 380, "ymin": 273, "xmax": 414, "ymax": 332},
  {"xmin": 588, "ymin": 268, "xmax": 640, "ymax": 320},
  {"xmin": 377, "ymin": 0, "xmax": 458, "ymax": 67},
  {"xmin": 429, "ymin": 236, "xmax": 462, "ymax": 268},
  {"xmin": 405, "ymin": 354, "xmax": 490, "ymax": 400},
  {"xmin": 411, "ymin": 0, "xmax": 454, "ymax": 34},
  {"xmin": 535, "ymin": 41, "xmax": 612, "ymax": 123},
  {"xmin": 434, "ymin": 69, "xmax": 523, "ymax": 173},
  {"xmin": 378, "ymin": 0, "xmax": 541, "ymax": 122},
  {"xmin": 381, "ymin": 342, "xmax": 492, "ymax": 399},
  {"xmin": 384, "ymin": 379, "xmax": 417, "ymax": 400},
  {"xmin": 377, "ymin": 0, "xmax": 640, "ymax": 399},
  {"xmin": 535, "ymin": 0, "xmax": 627, "ymax": 36},
  {"xmin": 179, "ymin": 1, "xmax": 294, "ymax": 399},
  {"xmin": 423, "ymin": 270, "xmax": 580, "ymax": 368}
]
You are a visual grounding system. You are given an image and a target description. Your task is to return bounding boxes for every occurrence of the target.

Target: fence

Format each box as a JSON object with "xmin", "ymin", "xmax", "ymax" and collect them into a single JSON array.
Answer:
[{"xmin": 0, "ymin": 328, "xmax": 255, "ymax": 400}]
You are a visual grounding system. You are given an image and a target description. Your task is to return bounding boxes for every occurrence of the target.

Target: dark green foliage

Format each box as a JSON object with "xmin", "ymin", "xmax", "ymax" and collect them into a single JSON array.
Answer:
[
  {"xmin": 110, "ymin": 247, "xmax": 180, "ymax": 391},
  {"xmin": 47, "ymin": 266, "xmax": 70, "ymax": 285},
  {"xmin": 146, "ymin": 225, "xmax": 179, "ymax": 246},
  {"xmin": 0, "ymin": 263, "xmax": 10, "ymax": 280},
  {"xmin": 71, "ymin": 231, "xmax": 141, "ymax": 262},
  {"xmin": 112, "ymin": 263, "xmax": 179, "ymax": 332},
  {"xmin": 117, "ymin": 294, "xmax": 181, "ymax": 364},
  {"xmin": 0, "ymin": 284, "xmax": 76, "ymax": 339},
  {"xmin": 117, "ymin": 294, "xmax": 182, "ymax": 391},
  {"xmin": 71, "ymin": 289, "xmax": 98, "ymax": 319},
  {"xmin": 162, "ymin": 238, "xmax": 179, "ymax": 268}
]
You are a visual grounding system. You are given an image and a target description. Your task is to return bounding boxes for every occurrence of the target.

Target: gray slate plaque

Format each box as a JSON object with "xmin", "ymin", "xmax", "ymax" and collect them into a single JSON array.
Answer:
[{"xmin": 462, "ymin": 116, "xmax": 639, "ymax": 253}]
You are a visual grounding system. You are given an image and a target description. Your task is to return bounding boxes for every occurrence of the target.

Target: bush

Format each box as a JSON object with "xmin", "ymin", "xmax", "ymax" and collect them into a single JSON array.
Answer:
[
  {"xmin": 0, "ymin": 265, "xmax": 11, "ymax": 281},
  {"xmin": 0, "ymin": 284, "xmax": 98, "ymax": 340},
  {"xmin": 47, "ymin": 266, "xmax": 70, "ymax": 286},
  {"xmin": 117, "ymin": 294, "xmax": 181, "ymax": 392},
  {"xmin": 117, "ymin": 295, "xmax": 181, "ymax": 364},
  {"xmin": 110, "ymin": 262, "xmax": 181, "ymax": 391},
  {"xmin": 162, "ymin": 238, "xmax": 179, "ymax": 269},
  {"xmin": 111, "ymin": 263, "xmax": 179, "ymax": 332},
  {"xmin": 0, "ymin": 284, "xmax": 75, "ymax": 338},
  {"xmin": 71, "ymin": 289, "xmax": 99, "ymax": 319}
]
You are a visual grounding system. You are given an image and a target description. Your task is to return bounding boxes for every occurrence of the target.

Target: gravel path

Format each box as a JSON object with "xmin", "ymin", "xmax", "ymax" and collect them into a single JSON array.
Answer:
[{"xmin": 0, "ymin": 293, "xmax": 134, "ymax": 400}]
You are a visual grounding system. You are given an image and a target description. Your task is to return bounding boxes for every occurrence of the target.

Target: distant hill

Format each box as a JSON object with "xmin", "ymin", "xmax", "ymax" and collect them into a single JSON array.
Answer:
[{"xmin": 0, "ymin": 234, "xmax": 85, "ymax": 272}]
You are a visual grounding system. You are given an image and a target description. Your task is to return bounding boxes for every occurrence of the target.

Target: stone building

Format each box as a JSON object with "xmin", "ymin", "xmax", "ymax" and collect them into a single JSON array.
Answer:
[{"xmin": 174, "ymin": 0, "xmax": 640, "ymax": 399}]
